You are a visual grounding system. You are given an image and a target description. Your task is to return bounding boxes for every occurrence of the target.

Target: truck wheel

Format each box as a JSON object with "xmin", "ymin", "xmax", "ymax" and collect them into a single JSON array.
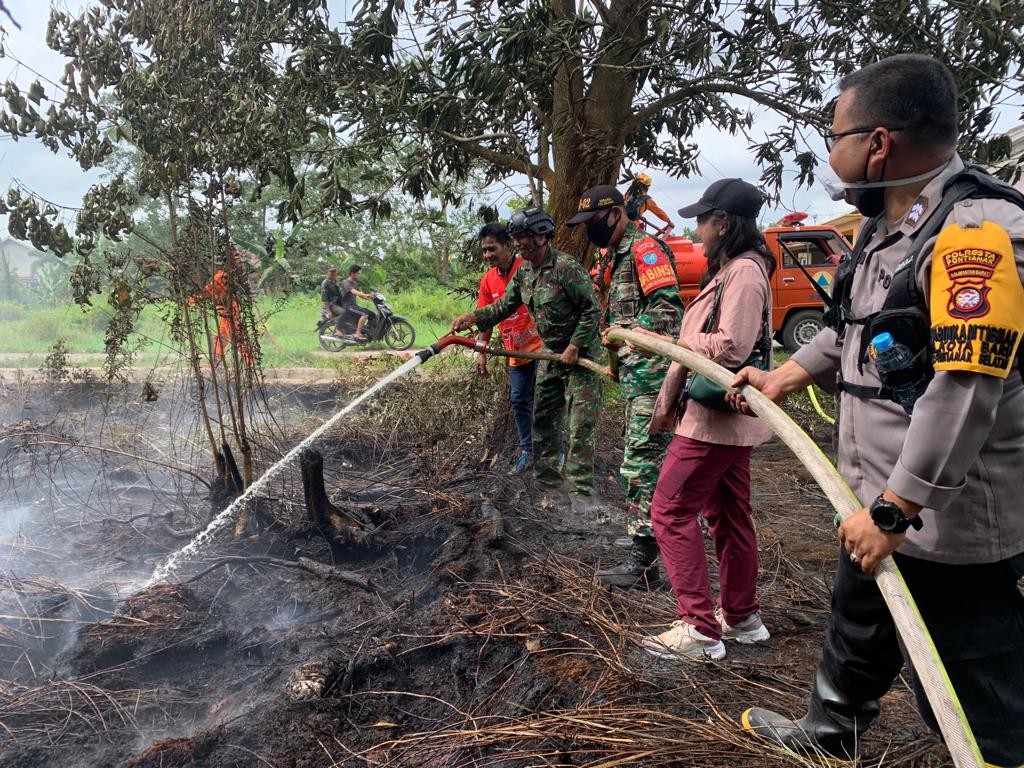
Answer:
[{"xmin": 782, "ymin": 310, "xmax": 824, "ymax": 352}]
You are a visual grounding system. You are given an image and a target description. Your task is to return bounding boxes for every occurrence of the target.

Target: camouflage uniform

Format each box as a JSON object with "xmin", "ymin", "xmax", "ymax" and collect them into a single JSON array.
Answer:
[
  {"xmin": 474, "ymin": 246, "xmax": 604, "ymax": 494},
  {"xmin": 605, "ymin": 223, "xmax": 683, "ymax": 537}
]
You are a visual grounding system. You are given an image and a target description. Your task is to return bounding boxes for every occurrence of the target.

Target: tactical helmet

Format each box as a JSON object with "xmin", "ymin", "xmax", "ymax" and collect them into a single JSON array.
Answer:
[
  {"xmin": 635, "ymin": 172, "xmax": 652, "ymax": 187},
  {"xmin": 507, "ymin": 207, "xmax": 555, "ymax": 237}
]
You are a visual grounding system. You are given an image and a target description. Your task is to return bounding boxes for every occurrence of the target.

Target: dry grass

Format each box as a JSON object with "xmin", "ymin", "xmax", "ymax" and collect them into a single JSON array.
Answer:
[{"xmin": 330, "ymin": 552, "xmax": 939, "ymax": 768}]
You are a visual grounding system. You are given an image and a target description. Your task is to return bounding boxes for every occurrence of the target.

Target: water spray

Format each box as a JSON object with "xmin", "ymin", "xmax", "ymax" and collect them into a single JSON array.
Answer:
[
  {"xmin": 606, "ymin": 327, "xmax": 983, "ymax": 768},
  {"xmin": 150, "ymin": 336, "xmax": 612, "ymax": 586},
  {"xmin": 148, "ymin": 354, "xmax": 428, "ymax": 585}
]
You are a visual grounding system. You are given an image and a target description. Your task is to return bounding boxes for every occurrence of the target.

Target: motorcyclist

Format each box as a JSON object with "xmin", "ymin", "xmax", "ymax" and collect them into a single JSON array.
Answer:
[
  {"xmin": 320, "ymin": 266, "xmax": 346, "ymax": 338},
  {"xmin": 340, "ymin": 265, "xmax": 373, "ymax": 342}
]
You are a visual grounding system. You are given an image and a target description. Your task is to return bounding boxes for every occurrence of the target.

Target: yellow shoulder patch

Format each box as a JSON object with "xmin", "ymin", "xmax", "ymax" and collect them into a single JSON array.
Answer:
[{"xmin": 930, "ymin": 220, "xmax": 1024, "ymax": 377}]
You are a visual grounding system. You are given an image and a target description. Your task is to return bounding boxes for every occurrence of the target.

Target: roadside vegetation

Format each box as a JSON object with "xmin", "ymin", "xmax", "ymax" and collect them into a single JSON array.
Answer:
[{"xmin": 0, "ymin": 281, "xmax": 471, "ymax": 368}]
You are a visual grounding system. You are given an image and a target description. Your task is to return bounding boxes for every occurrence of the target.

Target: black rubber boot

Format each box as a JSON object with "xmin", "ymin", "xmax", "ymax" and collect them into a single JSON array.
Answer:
[
  {"xmin": 742, "ymin": 666, "xmax": 880, "ymax": 760},
  {"xmin": 596, "ymin": 536, "xmax": 661, "ymax": 589}
]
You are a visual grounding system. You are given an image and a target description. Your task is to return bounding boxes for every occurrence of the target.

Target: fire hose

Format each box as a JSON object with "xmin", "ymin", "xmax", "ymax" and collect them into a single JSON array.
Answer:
[
  {"xmin": 807, "ymin": 384, "xmax": 837, "ymax": 426},
  {"xmin": 602, "ymin": 327, "xmax": 982, "ymax": 768},
  {"xmin": 422, "ymin": 330, "xmax": 982, "ymax": 766},
  {"xmin": 420, "ymin": 334, "xmax": 616, "ymax": 379}
]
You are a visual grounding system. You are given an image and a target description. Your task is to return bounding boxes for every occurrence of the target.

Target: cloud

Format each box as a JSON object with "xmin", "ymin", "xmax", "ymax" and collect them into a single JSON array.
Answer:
[{"xmin": 644, "ymin": 103, "xmax": 853, "ymax": 226}]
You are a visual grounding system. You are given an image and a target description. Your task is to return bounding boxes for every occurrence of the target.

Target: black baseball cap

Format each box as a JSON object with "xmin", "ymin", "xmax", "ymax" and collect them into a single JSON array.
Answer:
[
  {"xmin": 567, "ymin": 185, "xmax": 625, "ymax": 225},
  {"xmin": 677, "ymin": 178, "xmax": 763, "ymax": 219}
]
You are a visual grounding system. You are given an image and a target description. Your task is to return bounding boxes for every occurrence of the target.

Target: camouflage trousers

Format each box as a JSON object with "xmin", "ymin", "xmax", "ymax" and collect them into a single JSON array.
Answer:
[
  {"xmin": 533, "ymin": 358, "xmax": 603, "ymax": 494},
  {"xmin": 617, "ymin": 353, "xmax": 672, "ymax": 540},
  {"xmin": 621, "ymin": 392, "xmax": 671, "ymax": 539}
]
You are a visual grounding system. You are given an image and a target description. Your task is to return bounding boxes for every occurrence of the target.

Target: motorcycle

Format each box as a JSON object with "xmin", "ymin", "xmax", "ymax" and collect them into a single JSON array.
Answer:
[{"xmin": 316, "ymin": 293, "xmax": 416, "ymax": 352}]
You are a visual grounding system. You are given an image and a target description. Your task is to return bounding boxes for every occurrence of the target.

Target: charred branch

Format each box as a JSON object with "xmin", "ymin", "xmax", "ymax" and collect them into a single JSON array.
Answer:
[{"xmin": 182, "ymin": 555, "xmax": 375, "ymax": 592}]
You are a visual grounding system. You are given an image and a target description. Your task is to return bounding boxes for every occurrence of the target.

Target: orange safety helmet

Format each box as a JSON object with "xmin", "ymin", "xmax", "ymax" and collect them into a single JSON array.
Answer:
[{"xmin": 635, "ymin": 172, "xmax": 652, "ymax": 187}]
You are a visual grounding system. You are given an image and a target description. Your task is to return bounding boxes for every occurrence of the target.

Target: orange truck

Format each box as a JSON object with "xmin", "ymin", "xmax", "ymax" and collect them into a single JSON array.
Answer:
[{"xmin": 667, "ymin": 213, "xmax": 852, "ymax": 351}]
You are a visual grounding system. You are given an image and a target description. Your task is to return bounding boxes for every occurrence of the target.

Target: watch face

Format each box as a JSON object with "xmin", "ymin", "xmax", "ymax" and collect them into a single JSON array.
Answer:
[{"xmin": 872, "ymin": 501, "xmax": 901, "ymax": 531}]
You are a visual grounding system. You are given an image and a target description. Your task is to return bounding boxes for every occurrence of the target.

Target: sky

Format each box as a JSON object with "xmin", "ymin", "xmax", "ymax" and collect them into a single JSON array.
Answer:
[{"xmin": 0, "ymin": 1, "xmax": 1018, "ymax": 241}]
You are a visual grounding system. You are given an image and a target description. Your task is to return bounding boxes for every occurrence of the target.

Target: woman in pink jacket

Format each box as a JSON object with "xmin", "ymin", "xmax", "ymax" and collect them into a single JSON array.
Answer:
[{"xmin": 642, "ymin": 178, "xmax": 776, "ymax": 661}]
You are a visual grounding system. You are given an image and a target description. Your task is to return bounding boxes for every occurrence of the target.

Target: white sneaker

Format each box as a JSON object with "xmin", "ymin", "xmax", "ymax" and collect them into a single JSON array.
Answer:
[
  {"xmin": 715, "ymin": 607, "xmax": 770, "ymax": 644},
  {"xmin": 642, "ymin": 620, "xmax": 726, "ymax": 661}
]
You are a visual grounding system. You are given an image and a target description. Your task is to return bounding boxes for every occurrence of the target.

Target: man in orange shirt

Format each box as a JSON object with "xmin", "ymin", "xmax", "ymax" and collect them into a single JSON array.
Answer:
[
  {"xmin": 190, "ymin": 244, "xmax": 254, "ymax": 365},
  {"xmin": 626, "ymin": 172, "xmax": 674, "ymax": 234},
  {"xmin": 475, "ymin": 222, "xmax": 544, "ymax": 475}
]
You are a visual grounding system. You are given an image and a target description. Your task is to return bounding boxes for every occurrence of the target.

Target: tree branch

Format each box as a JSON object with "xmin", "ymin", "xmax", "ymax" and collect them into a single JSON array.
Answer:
[
  {"xmin": 551, "ymin": 0, "xmax": 588, "ymax": 144},
  {"xmin": 528, "ymin": 101, "xmax": 552, "ymax": 133},
  {"xmin": 7, "ymin": 431, "xmax": 210, "ymax": 488},
  {"xmin": 0, "ymin": 2, "xmax": 21, "ymax": 30},
  {"xmin": 585, "ymin": 0, "xmax": 612, "ymax": 26},
  {"xmin": 182, "ymin": 555, "xmax": 375, "ymax": 591},
  {"xmin": 436, "ymin": 129, "xmax": 554, "ymax": 184},
  {"xmin": 629, "ymin": 82, "xmax": 827, "ymax": 132}
]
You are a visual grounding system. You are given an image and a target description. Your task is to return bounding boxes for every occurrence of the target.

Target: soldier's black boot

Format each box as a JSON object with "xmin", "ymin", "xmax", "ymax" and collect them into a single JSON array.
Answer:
[
  {"xmin": 596, "ymin": 536, "xmax": 661, "ymax": 589},
  {"xmin": 742, "ymin": 666, "xmax": 880, "ymax": 761}
]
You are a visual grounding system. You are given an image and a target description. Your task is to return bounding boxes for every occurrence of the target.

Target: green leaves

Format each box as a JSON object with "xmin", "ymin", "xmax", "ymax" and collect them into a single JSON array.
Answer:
[
  {"xmin": 27, "ymin": 80, "xmax": 45, "ymax": 104},
  {"xmin": 326, "ymin": 0, "xmax": 1023, "ymax": 254}
]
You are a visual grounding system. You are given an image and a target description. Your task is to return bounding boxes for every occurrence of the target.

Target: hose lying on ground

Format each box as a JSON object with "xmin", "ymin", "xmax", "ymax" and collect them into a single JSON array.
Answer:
[{"xmin": 605, "ymin": 327, "xmax": 983, "ymax": 768}]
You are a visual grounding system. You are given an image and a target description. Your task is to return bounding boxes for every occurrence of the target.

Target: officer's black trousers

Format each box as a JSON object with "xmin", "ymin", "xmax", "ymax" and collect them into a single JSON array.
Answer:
[{"xmin": 821, "ymin": 547, "xmax": 1024, "ymax": 766}]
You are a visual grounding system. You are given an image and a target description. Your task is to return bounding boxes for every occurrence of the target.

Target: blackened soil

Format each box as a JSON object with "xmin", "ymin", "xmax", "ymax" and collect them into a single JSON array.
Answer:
[{"xmin": 0, "ymin": 381, "xmax": 952, "ymax": 768}]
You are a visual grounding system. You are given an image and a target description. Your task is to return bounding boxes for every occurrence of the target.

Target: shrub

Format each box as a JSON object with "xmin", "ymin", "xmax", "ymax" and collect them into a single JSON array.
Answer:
[{"xmin": 0, "ymin": 300, "xmax": 26, "ymax": 322}]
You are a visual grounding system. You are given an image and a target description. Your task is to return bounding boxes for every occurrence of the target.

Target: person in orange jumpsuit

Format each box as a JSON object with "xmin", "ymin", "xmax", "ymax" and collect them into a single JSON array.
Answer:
[
  {"xmin": 626, "ymin": 172, "xmax": 674, "ymax": 234},
  {"xmin": 190, "ymin": 245, "xmax": 254, "ymax": 365}
]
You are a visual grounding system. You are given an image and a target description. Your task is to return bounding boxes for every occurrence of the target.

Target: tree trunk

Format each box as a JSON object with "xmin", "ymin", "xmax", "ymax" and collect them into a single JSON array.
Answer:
[
  {"xmin": 545, "ymin": 0, "xmax": 646, "ymax": 266},
  {"xmin": 548, "ymin": 141, "xmax": 621, "ymax": 268}
]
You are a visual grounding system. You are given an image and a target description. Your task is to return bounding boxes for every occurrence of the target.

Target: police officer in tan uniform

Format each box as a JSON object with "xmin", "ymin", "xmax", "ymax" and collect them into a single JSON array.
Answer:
[{"xmin": 732, "ymin": 55, "xmax": 1024, "ymax": 766}]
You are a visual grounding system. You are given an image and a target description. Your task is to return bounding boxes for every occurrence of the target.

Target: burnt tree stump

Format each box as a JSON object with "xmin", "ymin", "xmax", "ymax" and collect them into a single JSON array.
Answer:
[
  {"xmin": 301, "ymin": 448, "xmax": 369, "ymax": 544},
  {"xmin": 209, "ymin": 443, "xmax": 243, "ymax": 520},
  {"xmin": 222, "ymin": 442, "xmax": 244, "ymax": 494}
]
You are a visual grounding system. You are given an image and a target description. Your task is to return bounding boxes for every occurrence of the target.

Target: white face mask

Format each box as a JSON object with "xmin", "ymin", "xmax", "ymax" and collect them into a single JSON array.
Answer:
[{"xmin": 818, "ymin": 159, "xmax": 952, "ymax": 202}]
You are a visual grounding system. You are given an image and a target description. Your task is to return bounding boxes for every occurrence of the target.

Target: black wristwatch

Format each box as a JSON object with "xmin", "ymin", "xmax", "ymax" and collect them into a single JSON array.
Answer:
[{"xmin": 870, "ymin": 495, "xmax": 923, "ymax": 534}]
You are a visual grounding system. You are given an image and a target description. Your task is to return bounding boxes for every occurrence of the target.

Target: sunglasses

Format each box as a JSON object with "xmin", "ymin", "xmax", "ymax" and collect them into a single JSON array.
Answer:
[{"xmin": 824, "ymin": 126, "xmax": 903, "ymax": 152}]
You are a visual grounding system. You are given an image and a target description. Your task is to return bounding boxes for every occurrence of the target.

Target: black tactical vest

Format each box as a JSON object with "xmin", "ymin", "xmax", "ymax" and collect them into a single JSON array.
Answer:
[{"xmin": 825, "ymin": 165, "xmax": 1024, "ymax": 404}]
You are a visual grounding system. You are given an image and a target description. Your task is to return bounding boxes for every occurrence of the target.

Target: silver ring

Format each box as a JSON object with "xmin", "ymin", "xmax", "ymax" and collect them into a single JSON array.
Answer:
[{"xmin": 850, "ymin": 554, "xmax": 860, "ymax": 565}]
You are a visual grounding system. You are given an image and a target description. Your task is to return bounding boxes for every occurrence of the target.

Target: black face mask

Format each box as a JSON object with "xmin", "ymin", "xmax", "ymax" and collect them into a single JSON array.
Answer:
[
  {"xmin": 847, "ymin": 154, "xmax": 887, "ymax": 218},
  {"xmin": 586, "ymin": 210, "xmax": 620, "ymax": 248}
]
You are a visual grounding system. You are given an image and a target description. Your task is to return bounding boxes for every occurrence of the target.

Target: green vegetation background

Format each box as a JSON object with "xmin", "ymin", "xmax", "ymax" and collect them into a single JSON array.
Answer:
[
  {"xmin": 0, "ymin": 282, "xmax": 836, "ymax": 426},
  {"xmin": 0, "ymin": 282, "xmax": 468, "ymax": 368}
]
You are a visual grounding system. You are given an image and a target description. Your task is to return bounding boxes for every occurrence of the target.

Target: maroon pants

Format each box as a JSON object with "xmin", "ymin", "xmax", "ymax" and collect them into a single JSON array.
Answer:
[{"xmin": 651, "ymin": 435, "xmax": 760, "ymax": 641}]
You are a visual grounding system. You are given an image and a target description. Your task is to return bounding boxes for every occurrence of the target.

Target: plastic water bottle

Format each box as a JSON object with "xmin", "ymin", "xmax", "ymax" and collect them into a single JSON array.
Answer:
[{"xmin": 871, "ymin": 332, "xmax": 928, "ymax": 415}]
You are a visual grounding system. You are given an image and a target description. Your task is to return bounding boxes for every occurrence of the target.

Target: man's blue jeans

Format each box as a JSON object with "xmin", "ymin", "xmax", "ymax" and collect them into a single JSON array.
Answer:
[{"xmin": 508, "ymin": 360, "xmax": 537, "ymax": 453}]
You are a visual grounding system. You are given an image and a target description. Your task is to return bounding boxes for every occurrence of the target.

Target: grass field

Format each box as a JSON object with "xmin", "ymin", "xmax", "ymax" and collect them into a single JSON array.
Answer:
[
  {"xmin": 0, "ymin": 287, "xmax": 840, "ymax": 426},
  {"xmin": 0, "ymin": 283, "xmax": 476, "ymax": 369}
]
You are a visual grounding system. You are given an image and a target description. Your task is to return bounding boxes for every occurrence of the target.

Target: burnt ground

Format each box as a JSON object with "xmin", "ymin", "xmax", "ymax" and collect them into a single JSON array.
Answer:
[{"xmin": 0, "ymin": 365, "xmax": 954, "ymax": 768}]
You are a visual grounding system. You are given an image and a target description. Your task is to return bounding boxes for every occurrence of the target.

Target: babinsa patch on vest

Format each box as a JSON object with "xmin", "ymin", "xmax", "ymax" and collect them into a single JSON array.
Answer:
[
  {"xmin": 633, "ymin": 236, "xmax": 677, "ymax": 296},
  {"xmin": 930, "ymin": 220, "xmax": 1024, "ymax": 377}
]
